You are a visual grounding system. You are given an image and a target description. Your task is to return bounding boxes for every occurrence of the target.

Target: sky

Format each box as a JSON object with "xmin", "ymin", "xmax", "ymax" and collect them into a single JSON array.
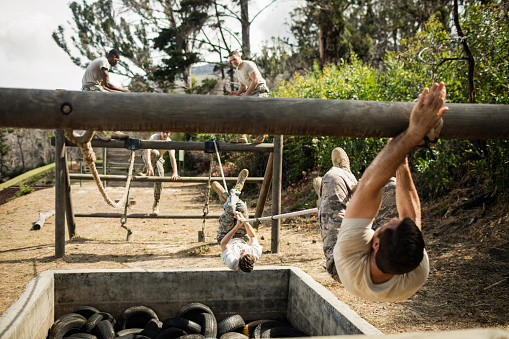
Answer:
[{"xmin": 0, "ymin": 0, "xmax": 303, "ymax": 91}]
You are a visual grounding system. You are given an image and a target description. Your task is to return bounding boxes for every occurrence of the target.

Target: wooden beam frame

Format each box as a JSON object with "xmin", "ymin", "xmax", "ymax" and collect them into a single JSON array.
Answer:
[{"xmin": 2, "ymin": 88, "xmax": 509, "ymax": 139}]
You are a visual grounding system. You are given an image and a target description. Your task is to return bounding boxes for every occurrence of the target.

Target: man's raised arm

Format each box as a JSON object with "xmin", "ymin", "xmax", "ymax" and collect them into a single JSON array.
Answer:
[{"xmin": 345, "ymin": 82, "xmax": 448, "ymax": 220}]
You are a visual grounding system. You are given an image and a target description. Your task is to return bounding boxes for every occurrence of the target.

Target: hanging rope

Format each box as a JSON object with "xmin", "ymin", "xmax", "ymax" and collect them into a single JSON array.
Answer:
[
  {"xmin": 64, "ymin": 129, "xmax": 136, "ymax": 208},
  {"xmin": 213, "ymin": 141, "xmax": 228, "ymax": 191}
]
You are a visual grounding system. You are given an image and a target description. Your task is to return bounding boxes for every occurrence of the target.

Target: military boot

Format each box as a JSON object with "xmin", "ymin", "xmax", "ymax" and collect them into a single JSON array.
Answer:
[
  {"xmin": 212, "ymin": 181, "xmax": 228, "ymax": 203},
  {"xmin": 331, "ymin": 147, "xmax": 351, "ymax": 172},
  {"xmin": 233, "ymin": 169, "xmax": 249, "ymax": 192}
]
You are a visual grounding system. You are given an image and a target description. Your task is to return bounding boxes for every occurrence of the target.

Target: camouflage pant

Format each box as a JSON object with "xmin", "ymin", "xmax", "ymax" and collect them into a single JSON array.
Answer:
[
  {"xmin": 217, "ymin": 189, "xmax": 249, "ymax": 244},
  {"xmin": 319, "ymin": 167, "xmax": 398, "ymax": 282},
  {"xmin": 250, "ymin": 84, "xmax": 270, "ymax": 97},
  {"xmin": 142, "ymin": 150, "xmax": 165, "ymax": 204},
  {"xmin": 82, "ymin": 85, "xmax": 106, "ymax": 92},
  {"xmin": 318, "ymin": 167, "xmax": 358, "ymax": 281}
]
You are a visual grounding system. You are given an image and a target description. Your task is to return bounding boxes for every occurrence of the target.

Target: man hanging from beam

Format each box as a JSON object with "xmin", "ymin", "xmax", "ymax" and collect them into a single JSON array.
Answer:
[
  {"xmin": 212, "ymin": 169, "xmax": 262, "ymax": 272},
  {"xmin": 315, "ymin": 82, "xmax": 448, "ymax": 302}
]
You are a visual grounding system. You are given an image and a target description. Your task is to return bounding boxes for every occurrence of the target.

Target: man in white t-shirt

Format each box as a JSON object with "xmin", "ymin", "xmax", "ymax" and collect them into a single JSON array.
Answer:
[
  {"xmin": 317, "ymin": 82, "xmax": 449, "ymax": 302},
  {"xmin": 228, "ymin": 50, "xmax": 269, "ymax": 144},
  {"xmin": 141, "ymin": 131, "xmax": 180, "ymax": 215},
  {"xmin": 81, "ymin": 48, "xmax": 130, "ymax": 141},
  {"xmin": 212, "ymin": 169, "xmax": 262, "ymax": 272}
]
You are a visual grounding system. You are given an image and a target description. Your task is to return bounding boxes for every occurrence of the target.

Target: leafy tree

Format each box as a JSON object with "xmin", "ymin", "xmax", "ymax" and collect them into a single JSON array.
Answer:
[
  {"xmin": 0, "ymin": 129, "xmax": 10, "ymax": 178},
  {"xmin": 53, "ymin": 0, "xmax": 214, "ymax": 91}
]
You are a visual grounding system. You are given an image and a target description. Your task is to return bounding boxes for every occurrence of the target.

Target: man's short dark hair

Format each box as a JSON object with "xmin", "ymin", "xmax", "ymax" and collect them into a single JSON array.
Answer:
[
  {"xmin": 108, "ymin": 49, "xmax": 121, "ymax": 57},
  {"xmin": 239, "ymin": 253, "xmax": 255, "ymax": 272},
  {"xmin": 375, "ymin": 217, "xmax": 425, "ymax": 274},
  {"xmin": 229, "ymin": 50, "xmax": 241, "ymax": 58}
]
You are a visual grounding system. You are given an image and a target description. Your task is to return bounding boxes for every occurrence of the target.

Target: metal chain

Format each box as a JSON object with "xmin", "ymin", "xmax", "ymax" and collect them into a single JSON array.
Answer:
[{"xmin": 201, "ymin": 153, "xmax": 214, "ymax": 240}]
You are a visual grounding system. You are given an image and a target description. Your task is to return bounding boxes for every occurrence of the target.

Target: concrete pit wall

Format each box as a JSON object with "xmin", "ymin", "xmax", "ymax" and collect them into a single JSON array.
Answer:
[
  {"xmin": 0, "ymin": 267, "xmax": 380, "ymax": 339},
  {"xmin": 1, "ymin": 266, "xmax": 508, "ymax": 339}
]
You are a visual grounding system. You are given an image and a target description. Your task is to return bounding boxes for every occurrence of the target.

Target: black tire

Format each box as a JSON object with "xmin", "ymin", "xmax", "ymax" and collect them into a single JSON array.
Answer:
[
  {"xmin": 116, "ymin": 335, "xmax": 151, "ymax": 339},
  {"xmin": 217, "ymin": 315, "xmax": 245, "ymax": 338},
  {"xmin": 162, "ymin": 318, "xmax": 201, "ymax": 334},
  {"xmin": 155, "ymin": 327, "xmax": 187, "ymax": 339},
  {"xmin": 94, "ymin": 320, "xmax": 115, "ymax": 339},
  {"xmin": 195, "ymin": 312, "xmax": 217, "ymax": 338},
  {"xmin": 98, "ymin": 312, "xmax": 116, "ymax": 327},
  {"xmin": 176, "ymin": 303, "xmax": 214, "ymax": 322},
  {"xmin": 117, "ymin": 306, "xmax": 160, "ymax": 331},
  {"xmin": 252, "ymin": 321, "xmax": 288, "ymax": 339},
  {"xmin": 66, "ymin": 333, "xmax": 98, "ymax": 339},
  {"xmin": 82, "ymin": 313, "xmax": 104, "ymax": 333},
  {"xmin": 72, "ymin": 306, "xmax": 101, "ymax": 319},
  {"xmin": 177, "ymin": 335, "xmax": 204, "ymax": 339},
  {"xmin": 49, "ymin": 313, "xmax": 87, "ymax": 339},
  {"xmin": 244, "ymin": 320, "xmax": 276, "ymax": 338},
  {"xmin": 117, "ymin": 328, "xmax": 144, "ymax": 336},
  {"xmin": 260, "ymin": 327, "xmax": 308, "ymax": 338},
  {"xmin": 220, "ymin": 332, "xmax": 249, "ymax": 339}
]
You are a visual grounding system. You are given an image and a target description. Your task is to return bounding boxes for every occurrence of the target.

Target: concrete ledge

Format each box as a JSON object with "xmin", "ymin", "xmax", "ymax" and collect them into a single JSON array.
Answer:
[
  {"xmin": 0, "ymin": 271, "xmax": 54, "ymax": 339},
  {"xmin": 1, "ymin": 267, "xmax": 507, "ymax": 339}
]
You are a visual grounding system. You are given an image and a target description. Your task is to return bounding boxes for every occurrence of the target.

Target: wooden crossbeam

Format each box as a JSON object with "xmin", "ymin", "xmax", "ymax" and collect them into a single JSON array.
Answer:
[{"xmin": 2, "ymin": 88, "xmax": 509, "ymax": 139}]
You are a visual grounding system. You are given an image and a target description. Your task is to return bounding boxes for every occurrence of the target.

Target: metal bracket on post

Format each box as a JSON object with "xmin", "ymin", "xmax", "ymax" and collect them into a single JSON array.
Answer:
[
  {"xmin": 125, "ymin": 138, "xmax": 141, "ymax": 151},
  {"xmin": 204, "ymin": 141, "xmax": 217, "ymax": 153}
]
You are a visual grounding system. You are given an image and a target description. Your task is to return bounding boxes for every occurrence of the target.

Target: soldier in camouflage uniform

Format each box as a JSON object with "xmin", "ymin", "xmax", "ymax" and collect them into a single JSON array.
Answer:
[
  {"xmin": 213, "ymin": 169, "xmax": 251, "ymax": 244},
  {"xmin": 315, "ymin": 147, "xmax": 397, "ymax": 281}
]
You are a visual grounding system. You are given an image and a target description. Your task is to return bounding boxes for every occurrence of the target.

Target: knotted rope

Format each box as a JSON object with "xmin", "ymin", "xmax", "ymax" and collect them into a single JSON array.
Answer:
[{"xmin": 64, "ymin": 129, "xmax": 135, "ymax": 208}]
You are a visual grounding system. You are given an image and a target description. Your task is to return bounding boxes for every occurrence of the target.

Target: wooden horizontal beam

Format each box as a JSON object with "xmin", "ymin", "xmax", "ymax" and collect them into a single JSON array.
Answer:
[
  {"xmin": 51, "ymin": 138, "xmax": 274, "ymax": 152},
  {"xmin": 2, "ymin": 88, "xmax": 509, "ymax": 139},
  {"xmin": 74, "ymin": 213, "xmax": 246, "ymax": 219},
  {"xmin": 69, "ymin": 174, "xmax": 265, "ymax": 183}
]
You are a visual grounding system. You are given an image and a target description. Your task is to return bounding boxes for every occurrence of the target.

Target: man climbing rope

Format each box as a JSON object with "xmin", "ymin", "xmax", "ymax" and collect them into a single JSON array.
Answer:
[
  {"xmin": 81, "ymin": 48, "xmax": 130, "ymax": 141},
  {"xmin": 141, "ymin": 131, "xmax": 180, "ymax": 215},
  {"xmin": 315, "ymin": 82, "xmax": 448, "ymax": 302},
  {"xmin": 228, "ymin": 50, "xmax": 269, "ymax": 144},
  {"xmin": 212, "ymin": 169, "xmax": 262, "ymax": 272}
]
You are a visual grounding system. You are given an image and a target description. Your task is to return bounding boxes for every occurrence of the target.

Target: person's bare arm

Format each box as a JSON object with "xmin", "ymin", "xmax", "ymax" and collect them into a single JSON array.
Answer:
[
  {"xmin": 240, "ymin": 72, "xmax": 260, "ymax": 96},
  {"xmin": 240, "ymin": 218, "xmax": 258, "ymax": 242},
  {"xmin": 345, "ymin": 82, "xmax": 448, "ymax": 219},
  {"xmin": 220, "ymin": 212, "xmax": 245, "ymax": 252},
  {"xmin": 395, "ymin": 157, "xmax": 421, "ymax": 229},
  {"xmin": 145, "ymin": 149, "xmax": 154, "ymax": 176},
  {"xmin": 168, "ymin": 150, "xmax": 180, "ymax": 180},
  {"xmin": 100, "ymin": 68, "xmax": 130, "ymax": 92}
]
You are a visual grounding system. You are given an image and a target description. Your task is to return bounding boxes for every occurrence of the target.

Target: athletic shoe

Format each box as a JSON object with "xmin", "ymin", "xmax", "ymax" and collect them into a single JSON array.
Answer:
[
  {"xmin": 331, "ymin": 147, "xmax": 350, "ymax": 172},
  {"xmin": 230, "ymin": 134, "xmax": 248, "ymax": 143},
  {"xmin": 95, "ymin": 131, "xmax": 111, "ymax": 141},
  {"xmin": 252, "ymin": 134, "xmax": 268, "ymax": 144},
  {"xmin": 233, "ymin": 169, "xmax": 249, "ymax": 192}
]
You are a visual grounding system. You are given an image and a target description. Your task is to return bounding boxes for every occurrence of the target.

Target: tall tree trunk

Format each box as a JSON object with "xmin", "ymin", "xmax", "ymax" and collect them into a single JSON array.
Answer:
[{"xmin": 240, "ymin": 0, "xmax": 250, "ymax": 59}]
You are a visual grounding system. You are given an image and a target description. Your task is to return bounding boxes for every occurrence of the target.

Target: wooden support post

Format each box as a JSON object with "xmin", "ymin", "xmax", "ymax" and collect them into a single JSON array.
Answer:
[
  {"xmin": 64, "ymin": 151, "xmax": 76, "ymax": 238},
  {"xmin": 54, "ymin": 130, "xmax": 66, "ymax": 258},
  {"xmin": 271, "ymin": 135, "xmax": 283, "ymax": 253},
  {"xmin": 255, "ymin": 152, "xmax": 273, "ymax": 222}
]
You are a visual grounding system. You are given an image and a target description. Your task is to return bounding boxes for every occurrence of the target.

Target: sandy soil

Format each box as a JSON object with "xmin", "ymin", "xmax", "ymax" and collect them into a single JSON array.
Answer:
[{"xmin": 0, "ymin": 179, "xmax": 508, "ymax": 335}]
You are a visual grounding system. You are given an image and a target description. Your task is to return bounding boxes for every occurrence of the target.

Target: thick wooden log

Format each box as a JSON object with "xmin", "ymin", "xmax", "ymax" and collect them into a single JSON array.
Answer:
[
  {"xmin": 2, "ymin": 88, "xmax": 509, "ymax": 139},
  {"xmin": 271, "ymin": 136, "xmax": 283, "ymax": 253},
  {"xmin": 55, "ymin": 131, "xmax": 66, "ymax": 258},
  {"xmin": 255, "ymin": 152, "xmax": 274, "ymax": 221},
  {"xmin": 69, "ymin": 174, "xmax": 265, "ymax": 182}
]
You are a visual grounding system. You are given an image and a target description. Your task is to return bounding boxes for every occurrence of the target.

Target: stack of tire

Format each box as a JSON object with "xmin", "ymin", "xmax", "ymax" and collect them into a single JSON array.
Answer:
[{"xmin": 48, "ymin": 302, "xmax": 308, "ymax": 339}]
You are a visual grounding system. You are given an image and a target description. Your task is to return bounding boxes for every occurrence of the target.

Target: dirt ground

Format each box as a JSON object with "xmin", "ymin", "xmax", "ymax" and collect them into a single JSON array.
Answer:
[{"xmin": 1, "ymin": 178, "xmax": 508, "ymax": 335}]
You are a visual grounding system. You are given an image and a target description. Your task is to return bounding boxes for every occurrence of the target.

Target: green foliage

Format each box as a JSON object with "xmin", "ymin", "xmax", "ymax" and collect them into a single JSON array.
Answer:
[
  {"xmin": 272, "ymin": 2, "xmax": 509, "ymax": 201},
  {"xmin": 12, "ymin": 184, "xmax": 35, "ymax": 199}
]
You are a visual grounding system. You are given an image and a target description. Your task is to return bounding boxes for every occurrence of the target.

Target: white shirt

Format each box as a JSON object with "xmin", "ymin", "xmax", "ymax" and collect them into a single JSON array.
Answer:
[
  {"xmin": 221, "ymin": 238, "xmax": 262, "ymax": 271},
  {"xmin": 334, "ymin": 218, "xmax": 429, "ymax": 302}
]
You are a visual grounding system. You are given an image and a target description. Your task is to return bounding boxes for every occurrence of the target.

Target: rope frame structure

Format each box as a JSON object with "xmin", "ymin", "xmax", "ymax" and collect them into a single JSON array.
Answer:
[{"xmin": 54, "ymin": 132, "xmax": 283, "ymax": 258}]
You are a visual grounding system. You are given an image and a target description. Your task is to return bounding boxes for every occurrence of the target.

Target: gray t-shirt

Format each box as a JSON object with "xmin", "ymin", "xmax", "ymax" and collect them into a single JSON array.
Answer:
[
  {"xmin": 235, "ymin": 60, "xmax": 266, "ymax": 88},
  {"xmin": 82, "ymin": 57, "xmax": 109, "ymax": 88}
]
